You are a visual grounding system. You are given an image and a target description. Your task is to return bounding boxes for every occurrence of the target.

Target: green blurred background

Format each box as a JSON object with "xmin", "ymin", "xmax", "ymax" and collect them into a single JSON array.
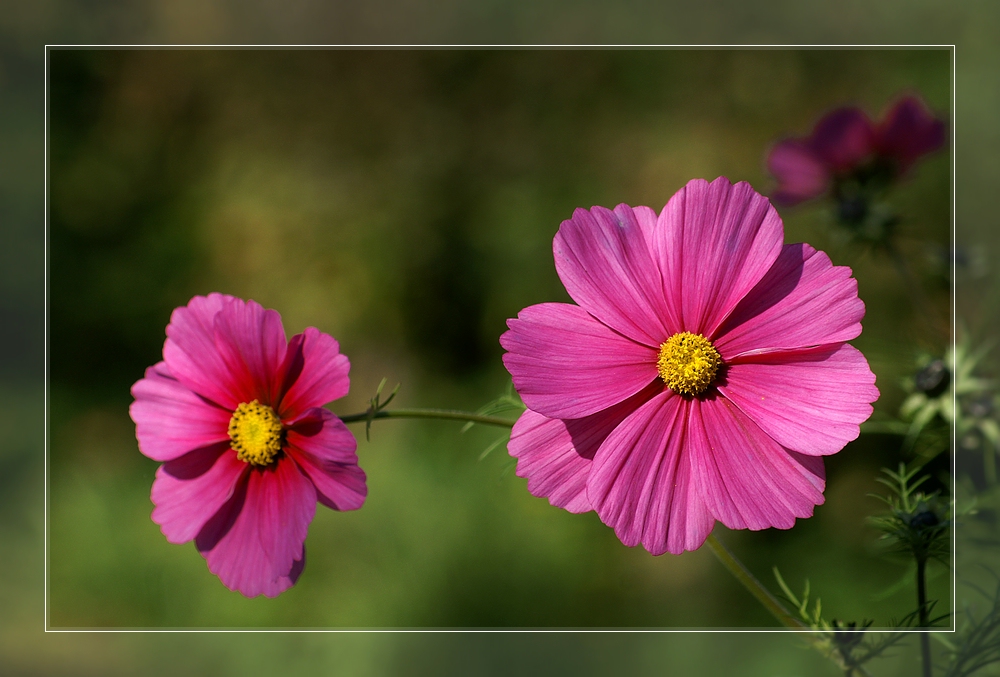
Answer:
[
  {"xmin": 43, "ymin": 48, "xmax": 951, "ymax": 629},
  {"xmin": 2, "ymin": 3, "xmax": 998, "ymax": 672}
]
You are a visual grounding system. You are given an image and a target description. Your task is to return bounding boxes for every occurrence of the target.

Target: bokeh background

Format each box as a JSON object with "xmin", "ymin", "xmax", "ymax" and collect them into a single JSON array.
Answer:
[
  {"xmin": 43, "ymin": 48, "xmax": 952, "ymax": 628},
  {"xmin": 3, "ymin": 4, "xmax": 999, "ymax": 673}
]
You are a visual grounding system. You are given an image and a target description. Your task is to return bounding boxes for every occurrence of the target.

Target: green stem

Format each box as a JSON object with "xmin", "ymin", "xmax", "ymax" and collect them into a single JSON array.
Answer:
[
  {"xmin": 705, "ymin": 533, "xmax": 805, "ymax": 629},
  {"xmin": 917, "ymin": 557, "xmax": 932, "ymax": 677},
  {"xmin": 339, "ymin": 407, "xmax": 516, "ymax": 428},
  {"xmin": 706, "ymin": 534, "xmax": 874, "ymax": 676}
]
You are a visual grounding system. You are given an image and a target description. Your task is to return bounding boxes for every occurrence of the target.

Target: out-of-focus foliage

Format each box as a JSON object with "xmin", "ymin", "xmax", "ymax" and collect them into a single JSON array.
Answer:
[
  {"xmin": 901, "ymin": 341, "xmax": 997, "ymax": 466},
  {"xmin": 942, "ymin": 576, "xmax": 1000, "ymax": 677}
]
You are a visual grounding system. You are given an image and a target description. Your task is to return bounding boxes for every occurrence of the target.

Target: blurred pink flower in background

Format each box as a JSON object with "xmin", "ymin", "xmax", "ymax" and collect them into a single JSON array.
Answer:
[
  {"xmin": 130, "ymin": 294, "xmax": 366, "ymax": 597},
  {"xmin": 767, "ymin": 95, "xmax": 946, "ymax": 206},
  {"xmin": 501, "ymin": 178, "xmax": 878, "ymax": 556}
]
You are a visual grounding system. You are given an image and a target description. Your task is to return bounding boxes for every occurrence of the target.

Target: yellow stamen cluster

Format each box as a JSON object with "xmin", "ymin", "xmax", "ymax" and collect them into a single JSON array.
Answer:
[
  {"xmin": 657, "ymin": 332, "xmax": 722, "ymax": 396},
  {"xmin": 228, "ymin": 400, "xmax": 283, "ymax": 466}
]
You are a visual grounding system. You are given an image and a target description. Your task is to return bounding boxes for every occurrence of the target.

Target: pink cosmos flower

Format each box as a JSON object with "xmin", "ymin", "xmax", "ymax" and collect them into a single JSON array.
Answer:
[
  {"xmin": 767, "ymin": 95, "xmax": 946, "ymax": 206},
  {"xmin": 130, "ymin": 293, "xmax": 366, "ymax": 597},
  {"xmin": 500, "ymin": 177, "xmax": 878, "ymax": 556}
]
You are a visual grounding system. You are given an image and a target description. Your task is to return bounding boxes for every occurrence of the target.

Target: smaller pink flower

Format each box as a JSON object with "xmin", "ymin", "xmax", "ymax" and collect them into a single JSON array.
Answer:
[
  {"xmin": 767, "ymin": 95, "xmax": 946, "ymax": 206},
  {"xmin": 130, "ymin": 294, "xmax": 366, "ymax": 598}
]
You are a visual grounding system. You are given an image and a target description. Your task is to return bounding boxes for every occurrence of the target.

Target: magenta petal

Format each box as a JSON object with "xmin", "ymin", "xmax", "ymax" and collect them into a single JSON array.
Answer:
[
  {"xmin": 130, "ymin": 362, "xmax": 233, "ymax": 462},
  {"xmin": 688, "ymin": 396, "xmax": 826, "ymax": 531},
  {"xmin": 509, "ymin": 409, "xmax": 596, "ymax": 514},
  {"xmin": 199, "ymin": 459, "xmax": 317, "ymax": 598},
  {"xmin": 631, "ymin": 205, "xmax": 660, "ymax": 249},
  {"xmin": 151, "ymin": 445, "xmax": 247, "ymax": 544},
  {"xmin": 714, "ymin": 243, "xmax": 864, "ymax": 356},
  {"xmin": 807, "ymin": 107, "xmax": 875, "ymax": 172},
  {"xmin": 278, "ymin": 327, "xmax": 350, "ymax": 418},
  {"xmin": 162, "ymin": 293, "xmax": 243, "ymax": 409},
  {"xmin": 212, "ymin": 298, "xmax": 289, "ymax": 407},
  {"xmin": 508, "ymin": 384, "xmax": 660, "ymax": 514},
  {"xmin": 719, "ymin": 344, "xmax": 878, "ymax": 456},
  {"xmin": 766, "ymin": 140, "xmax": 830, "ymax": 205},
  {"xmin": 876, "ymin": 96, "xmax": 946, "ymax": 171},
  {"xmin": 286, "ymin": 408, "xmax": 366, "ymax": 512},
  {"xmin": 653, "ymin": 178, "xmax": 784, "ymax": 337},
  {"xmin": 554, "ymin": 203, "xmax": 674, "ymax": 345},
  {"xmin": 789, "ymin": 451, "xmax": 826, "ymax": 493},
  {"xmin": 281, "ymin": 548, "xmax": 307, "ymax": 590},
  {"xmin": 587, "ymin": 391, "xmax": 715, "ymax": 555},
  {"xmin": 501, "ymin": 302, "xmax": 658, "ymax": 419}
]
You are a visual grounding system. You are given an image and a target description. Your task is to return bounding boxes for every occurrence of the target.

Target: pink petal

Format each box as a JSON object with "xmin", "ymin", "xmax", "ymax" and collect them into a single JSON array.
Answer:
[
  {"xmin": 508, "ymin": 409, "xmax": 596, "ymax": 514},
  {"xmin": 278, "ymin": 327, "xmax": 350, "ymax": 418},
  {"xmin": 508, "ymin": 384, "xmax": 661, "ymax": 514},
  {"xmin": 875, "ymin": 96, "xmax": 946, "ymax": 171},
  {"xmin": 197, "ymin": 458, "xmax": 317, "ymax": 598},
  {"xmin": 587, "ymin": 391, "xmax": 716, "ymax": 555},
  {"xmin": 501, "ymin": 303, "xmax": 659, "ymax": 419},
  {"xmin": 789, "ymin": 451, "xmax": 826, "ymax": 491},
  {"xmin": 130, "ymin": 361, "xmax": 233, "ymax": 462},
  {"xmin": 150, "ymin": 444, "xmax": 247, "ymax": 543},
  {"xmin": 687, "ymin": 396, "xmax": 826, "ymax": 531},
  {"xmin": 162, "ymin": 293, "xmax": 243, "ymax": 409},
  {"xmin": 553, "ymin": 203, "xmax": 675, "ymax": 345},
  {"xmin": 286, "ymin": 408, "xmax": 366, "ymax": 512},
  {"xmin": 713, "ymin": 243, "xmax": 864, "ymax": 357},
  {"xmin": 766, "ymin": 140, "xmax": 830, "ymax": 205},
  {"xmin": 719, "ymin": 344, "xmax": 878, "ymax": 456},
  {"xmin": 631, "ymin": 205, "xmax": 660, "ymax": 249},
  {"xmin": 807, "ymin": 107, "xmax": 875, "ymax": 173},
  {"xmin": 211, "ymin": 297, "xmax": 289, "ymax": 407},
  {"xmin": 652, "ymin": 178, "xmax": 784, "ymax": 338}
]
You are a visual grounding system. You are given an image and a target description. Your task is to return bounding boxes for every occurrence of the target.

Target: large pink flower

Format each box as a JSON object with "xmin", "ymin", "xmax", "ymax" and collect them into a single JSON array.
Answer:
[
  {"xmin": 767, "ymin": 94, "xmax": 946, "ymax": 205},
  {"xmin": 500, "ymin": 177, "xmax": 878, "ymax": 556},
  {"xmin": 130, "ymin": 294, "xmax": 366, "ymax": 597}
]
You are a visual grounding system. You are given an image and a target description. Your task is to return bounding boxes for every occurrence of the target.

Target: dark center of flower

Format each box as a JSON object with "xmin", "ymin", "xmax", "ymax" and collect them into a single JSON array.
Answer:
[
  {"xmin": 964, "ymin": 393, "xmax": 994, "ymax": 419},
  {"xmin": 657, "ymin": 332, "xmax": 721, "ymax": 396},
  {"xmin": 228, "ymin": 399, "xmax": 283, "ymax": 466},
  {"xmin": 914, "ymin": 359, "xmax": 950, "ymax": 398},
  {"xmin": 907, "ymin": 510, "xmax": 940, "ymax": 530}
]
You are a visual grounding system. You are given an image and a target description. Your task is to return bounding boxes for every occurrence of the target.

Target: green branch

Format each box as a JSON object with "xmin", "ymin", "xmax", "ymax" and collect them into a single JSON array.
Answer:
[
  {"xmin": 340, "ymin": 408, "xmax": 516, "ymax": 428},
  {"xmin": 706, "ymin": 533, "xmax": 874, "ymax": 676},
  {"xmin": 706, "ymin": 533, "xmax": 805, "ymax": 629}
]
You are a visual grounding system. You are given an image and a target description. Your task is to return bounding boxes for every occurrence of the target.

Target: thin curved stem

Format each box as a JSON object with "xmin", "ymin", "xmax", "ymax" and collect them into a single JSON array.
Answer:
[
  {"xmin": 706, "ymin": 534, "xmax": 874, "ymax": 676},
  {"xmin": 705, "ymin": 534, "xmax": 871, "ymax": 677},
  {"xmin": 339, "ymin": 407, "xmax": 516, "ymax": 428},
  {"xmin": 705, "ymin": 533, "xmax": 805, "ymax": 629},
  {"xmin": 917, "ymin": 557, "xmax": 933, "ymax": 677}
]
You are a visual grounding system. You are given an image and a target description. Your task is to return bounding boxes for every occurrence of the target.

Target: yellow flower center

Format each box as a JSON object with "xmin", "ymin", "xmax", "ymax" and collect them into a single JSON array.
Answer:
[
  {"xmin": 228, "ymin": 400, "xmax": 283, "ymax": 466},
  {"xmin": 657, "ymin": 332, "xmax": 722, "ymax": 396}
]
